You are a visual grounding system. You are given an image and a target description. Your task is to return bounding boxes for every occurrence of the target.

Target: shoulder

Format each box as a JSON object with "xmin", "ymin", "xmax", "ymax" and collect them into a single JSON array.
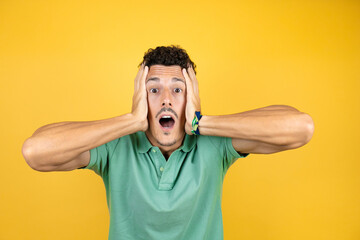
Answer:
[
  {"xmin": 197, "ymin": 135, "xmax": 249, "ymax": 158},
  {"xmin": 197, "ymin": 134, "xmax": 226, "ymax": 144},
  {"xmin": 196, "ymin": 135, "xmax": 227, "ymax": 153},
  {"xmin": 102, "ymin": 133, "xmax": 136, "ymax": 153}
]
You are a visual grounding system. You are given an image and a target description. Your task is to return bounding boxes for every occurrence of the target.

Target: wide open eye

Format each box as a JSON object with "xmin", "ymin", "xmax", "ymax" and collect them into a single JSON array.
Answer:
[{"xmin": 150, "ymin": 88, "xmax": 158, "ymax": 93}]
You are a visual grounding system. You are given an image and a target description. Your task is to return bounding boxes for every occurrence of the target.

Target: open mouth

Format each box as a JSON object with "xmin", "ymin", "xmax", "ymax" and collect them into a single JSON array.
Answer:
[{"xmin": 159, "ymin": 115, "xmax": 175, "ymax": 130}]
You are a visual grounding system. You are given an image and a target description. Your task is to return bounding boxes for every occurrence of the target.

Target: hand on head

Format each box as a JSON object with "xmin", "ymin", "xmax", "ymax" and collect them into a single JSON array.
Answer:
[
  {"xmin": 182, "ymin": 65, "xmax": 201, "ymax": 135},
  {"xmin": 131, "ymin": 63, "xmax": 149, "ymax": 132},
  {"xmin": 131, "ymin": 63, "xmax": 201, "ymax": 135}
]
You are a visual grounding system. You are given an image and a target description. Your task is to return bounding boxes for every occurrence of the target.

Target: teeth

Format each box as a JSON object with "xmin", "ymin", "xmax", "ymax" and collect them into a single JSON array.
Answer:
[{"xmin": 161, "ymin": 116, "xmax": 172, "ymax": 119}]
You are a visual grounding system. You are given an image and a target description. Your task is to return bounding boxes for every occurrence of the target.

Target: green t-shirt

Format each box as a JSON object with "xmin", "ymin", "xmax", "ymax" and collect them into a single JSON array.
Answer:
[{"xmin": 79, "ymin": 131, "xmax": 249, "ymax": 240}]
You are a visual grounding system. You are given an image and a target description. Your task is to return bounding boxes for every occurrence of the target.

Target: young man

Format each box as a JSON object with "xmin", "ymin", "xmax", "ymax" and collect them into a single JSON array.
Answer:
[{"xmin": 22, "ymin": 45, "xmax": 314, "ymax": 240}]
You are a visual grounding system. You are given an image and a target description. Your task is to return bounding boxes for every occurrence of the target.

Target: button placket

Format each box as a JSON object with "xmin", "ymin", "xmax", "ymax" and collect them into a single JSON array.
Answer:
[
  {"xmin": 158, "ymin": 150, "xmax": 182, "ymax": 190},
  {"xmin": 150, "ymin": 147, "xmax": 167, "ymax": 179}
]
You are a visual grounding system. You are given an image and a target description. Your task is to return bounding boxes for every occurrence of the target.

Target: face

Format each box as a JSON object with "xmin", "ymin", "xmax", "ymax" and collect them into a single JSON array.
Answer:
[{"xmin": 145, "ymin": 64, "xmax": 187, "ymax": 151}]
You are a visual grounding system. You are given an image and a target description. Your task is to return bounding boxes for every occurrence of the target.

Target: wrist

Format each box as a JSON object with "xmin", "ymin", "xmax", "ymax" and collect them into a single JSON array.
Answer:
[
  {"xmin": 129, "ymin": 113, "xmax": 148, "ymax": 132},
  {"xmin": 190, "ymin": 111, "xmax": 203, "ymax": 135},
  {"xmin": 196, "ymin": 115, "xmax": 224, "ymax": 136}
]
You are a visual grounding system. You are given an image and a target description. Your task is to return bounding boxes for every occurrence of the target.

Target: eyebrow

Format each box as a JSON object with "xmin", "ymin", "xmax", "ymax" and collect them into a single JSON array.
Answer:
[{"xmin": 146, "ymin": 77, "xmax": 185, "ymax": 84}]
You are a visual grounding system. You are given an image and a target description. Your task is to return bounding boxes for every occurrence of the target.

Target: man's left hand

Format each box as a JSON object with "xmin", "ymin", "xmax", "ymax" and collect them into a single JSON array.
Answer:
[{"xmin": 182, "ymin": 65, "xmax": 201, "ymax": 135}]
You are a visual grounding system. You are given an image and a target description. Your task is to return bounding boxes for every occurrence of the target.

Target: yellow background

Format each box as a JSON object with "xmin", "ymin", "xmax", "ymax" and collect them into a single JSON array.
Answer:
[{"xmin": 1, "ymin": 0, "xmax": 359, "ymax": 239}]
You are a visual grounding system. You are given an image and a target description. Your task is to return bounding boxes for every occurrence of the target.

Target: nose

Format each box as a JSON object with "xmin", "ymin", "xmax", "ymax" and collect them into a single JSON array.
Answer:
[{"xmin": 161, "ymin": 89, "xmax": 172, "ymax": 108}]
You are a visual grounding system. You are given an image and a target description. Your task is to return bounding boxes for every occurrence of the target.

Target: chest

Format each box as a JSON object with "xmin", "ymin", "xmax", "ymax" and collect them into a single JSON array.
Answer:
[{"xmin": 107, "ymin": 145, "xmax": 222, "ymax": 195}]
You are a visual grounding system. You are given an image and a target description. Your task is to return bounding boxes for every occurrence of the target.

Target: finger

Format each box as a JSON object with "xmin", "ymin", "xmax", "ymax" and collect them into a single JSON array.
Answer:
[
  {"xmin": 135, "ymin": 63, "xmax": 145, "ymax": 92},
  {"xmin": 134, "ymin": 64, "xmax": 142, "ymax": 91},
  {"xmin": 188, "ymin": 66, "xmax": 199, "ymax": 95},
  {"xmin": 140, "ymin": 66, "xmax": 149, "ymax": 93},
  {"xmin": 182, "ymin": 68, "xmax": 194, "ymax": 96}
]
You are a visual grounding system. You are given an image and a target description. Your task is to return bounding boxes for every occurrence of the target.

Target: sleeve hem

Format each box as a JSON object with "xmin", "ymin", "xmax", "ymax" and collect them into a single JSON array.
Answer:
[
  {"xmin": 226, "ymin": 137, "xmax": 250, "ymax": 159},
  {"xmin": 79, "ymin": 148, "xmax": 97, "ymax": 169}
]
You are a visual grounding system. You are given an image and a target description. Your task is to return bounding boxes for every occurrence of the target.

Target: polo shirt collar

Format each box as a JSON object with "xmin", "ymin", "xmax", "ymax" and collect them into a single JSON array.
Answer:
[{"xmin": 136, "ymin": 131, "xmax": 196, "ymax": 153}]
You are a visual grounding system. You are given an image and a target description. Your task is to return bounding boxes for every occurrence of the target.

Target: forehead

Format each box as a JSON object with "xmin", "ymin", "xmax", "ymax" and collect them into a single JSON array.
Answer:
[{"xmin": 146, "ymin": 65, "xmax": 184, "ymax": 81}]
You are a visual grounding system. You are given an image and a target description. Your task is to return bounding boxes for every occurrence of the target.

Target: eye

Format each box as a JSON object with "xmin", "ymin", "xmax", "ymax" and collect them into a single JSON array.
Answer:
[
  {"xmin": 174, "ymin": 88, "xmax": 182, "ymax": 93},
  {"xmin": 150, "ymin": 88, "xmax": 158, "ymax": 93}
]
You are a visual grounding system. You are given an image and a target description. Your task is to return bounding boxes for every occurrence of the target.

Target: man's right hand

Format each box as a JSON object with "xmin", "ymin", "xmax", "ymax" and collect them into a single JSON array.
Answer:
[
  {"xmin": 131, "ymin": 63, "xmax": 149, "ymax": 132},
  {"xmin": 22, "ymin": 63, "xmax": 150, "ymax": 172}
]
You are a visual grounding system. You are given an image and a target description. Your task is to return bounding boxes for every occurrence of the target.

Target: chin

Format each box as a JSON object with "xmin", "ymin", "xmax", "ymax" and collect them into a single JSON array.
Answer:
[
  {"xmin": 156, "ymin": 138, "xmax": 178, "ymax": 147},
  {"xmin": 146, "ymin": 112, "xmax": 186, "ymax": 147},
  {"xmin": 149, "ymin": 125, "xmax": 184, "ymax": 148},
  {"xmin": 155, "ymin": 129, "xmax": 179, "ymax": 146}
]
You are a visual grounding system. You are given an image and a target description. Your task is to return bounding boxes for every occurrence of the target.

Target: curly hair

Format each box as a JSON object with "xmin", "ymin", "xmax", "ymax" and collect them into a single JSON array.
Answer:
[{"xmin": 138, "ymin": 45, "xmax": 197, "ymax": 75}]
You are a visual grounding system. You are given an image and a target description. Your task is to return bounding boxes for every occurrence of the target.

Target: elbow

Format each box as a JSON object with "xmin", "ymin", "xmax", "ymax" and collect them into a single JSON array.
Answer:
[
  {"xmin": 303, "ymin": 113, "xmax": 315, "ymax": 145},
  {"xmin": 291, "ymin": 113, "xmax": 315, "ymax": 149},
  {"xmin": 22, "ymin": 138, "xmax": 43, "ymax": 171}
]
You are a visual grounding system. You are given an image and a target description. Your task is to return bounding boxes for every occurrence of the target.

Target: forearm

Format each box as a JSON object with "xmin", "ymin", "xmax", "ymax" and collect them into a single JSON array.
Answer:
[
  {"xmin": 198, "ymin": 105, "xmax": 313, "ymax": 146},
  {"xmin": 22, "ymin": 113, "xmax": 144, "ymax": 167}
]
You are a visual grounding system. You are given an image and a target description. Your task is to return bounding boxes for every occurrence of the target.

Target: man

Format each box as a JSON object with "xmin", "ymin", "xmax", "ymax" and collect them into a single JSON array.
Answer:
[{"xmin": 22, "ymin": 45, "xmax": 314, "ymax": 240}]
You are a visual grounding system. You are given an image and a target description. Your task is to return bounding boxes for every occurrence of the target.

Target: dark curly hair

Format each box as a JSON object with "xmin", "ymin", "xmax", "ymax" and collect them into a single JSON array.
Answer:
[{"xmin": 138, "ymin": 45, "xmax": 197, "ymax": 75}]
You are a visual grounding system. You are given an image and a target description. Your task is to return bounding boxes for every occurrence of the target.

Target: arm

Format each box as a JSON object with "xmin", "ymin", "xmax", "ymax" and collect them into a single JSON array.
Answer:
[
  {"xmin": 22, "ymin": 64, "xmax": 149, "ymax": 171},
  {"xmin": 182, "ymin": 67, "xmax": 314, "ymax": 154},
  {"xmin": 199, "ymin": 105, "xmax": 314, "ymax": 154}
]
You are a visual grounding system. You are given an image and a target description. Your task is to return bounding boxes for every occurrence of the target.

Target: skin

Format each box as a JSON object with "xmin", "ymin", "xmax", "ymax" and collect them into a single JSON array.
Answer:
[
  {"xmin": 144, "ymin": 65, "xmax": 190, "ymax": 159},
  {"xmin": 131, "ymin": 63, "xmax": 201, "ymax": 160},
  {"xmin": 21, "ymin": 59, "xmax": 313, "ymax": 172},
  {"xmin": 132, "ymin": 63, "xmax": 314, "ymax": 160}
]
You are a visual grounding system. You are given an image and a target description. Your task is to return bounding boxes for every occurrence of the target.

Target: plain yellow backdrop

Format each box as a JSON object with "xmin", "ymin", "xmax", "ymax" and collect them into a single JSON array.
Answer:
[{"xmin": 1, "ymin": 0, "xmax": 359, "ymax": 239}]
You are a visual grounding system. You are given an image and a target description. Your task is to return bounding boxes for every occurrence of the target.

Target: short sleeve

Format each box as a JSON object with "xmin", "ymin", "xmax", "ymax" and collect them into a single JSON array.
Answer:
[
  {"xmin": 223, "ymin": 137, "xmax": 249, "ymax": 172},
  {"xmin": 77, "ymin": 144, "xmax": 108, "ymax": 177},
  {"xmin": 77, "ymin": 138, "xmax": 120, "ymax": 177}
]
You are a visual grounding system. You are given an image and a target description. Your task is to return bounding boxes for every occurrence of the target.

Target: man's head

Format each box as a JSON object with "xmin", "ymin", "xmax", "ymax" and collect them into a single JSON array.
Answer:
[
  {"xmin": 138, "ymin": 45, "xmax": 196, "ymax": 152},
  {"xmin": 138, "ymin": 45, "xmax": 196, "ymax": 74}
]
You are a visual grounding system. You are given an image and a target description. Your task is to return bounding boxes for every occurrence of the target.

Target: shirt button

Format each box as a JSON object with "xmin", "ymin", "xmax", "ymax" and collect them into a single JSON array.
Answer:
[
  {"xmin": 152, "ymin": 149, "xmax": 156, "ymax": 153},
  {"xmin": 160, "ymin": 167, "xmax": 164, "ymax": 172}
]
